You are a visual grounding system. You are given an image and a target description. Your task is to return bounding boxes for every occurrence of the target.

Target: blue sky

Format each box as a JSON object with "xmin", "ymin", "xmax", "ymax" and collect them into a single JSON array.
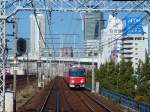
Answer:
[
  {"xmin": 7, "ymin": 11, "xmax": 150, "ymax": 56},
  {"xmin": 7, "ymin": 11, "xmax": 85, "ymax": 56}
]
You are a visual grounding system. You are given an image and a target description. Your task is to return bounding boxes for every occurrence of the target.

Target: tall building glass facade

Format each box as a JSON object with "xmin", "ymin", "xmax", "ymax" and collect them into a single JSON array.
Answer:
[
  {"xmin": 84, "ymin": 12, "xmax": 103, "ymax": 40},
  {"xmin": 84, "ymin": 12, "xmax": 104, "ymax": 56}
]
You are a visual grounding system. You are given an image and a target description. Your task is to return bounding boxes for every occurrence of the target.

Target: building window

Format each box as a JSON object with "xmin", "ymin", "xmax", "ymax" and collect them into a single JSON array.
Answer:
[
  {"xmin": 135, "ymin": 38, "xmax": 142, "ymax": 40},
  {"xmin": 124, "ymin": 43, "xmax": 133, "ymax": 45}
]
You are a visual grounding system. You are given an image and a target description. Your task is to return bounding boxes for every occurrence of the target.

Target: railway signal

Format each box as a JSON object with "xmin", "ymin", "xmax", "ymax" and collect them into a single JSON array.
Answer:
[{"xmin": 16, "ymin": 38, "xmax": 26, "ymax": 57}]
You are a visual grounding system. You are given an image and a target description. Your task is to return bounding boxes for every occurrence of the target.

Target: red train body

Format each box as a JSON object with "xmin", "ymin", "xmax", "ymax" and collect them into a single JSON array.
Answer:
[{"xmin": 64, "ymin": 65, "xmax": 86, "ymax": 88}]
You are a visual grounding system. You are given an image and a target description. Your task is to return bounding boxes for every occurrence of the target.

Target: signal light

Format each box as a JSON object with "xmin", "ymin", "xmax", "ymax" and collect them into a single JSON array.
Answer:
[{"xmin": 16, "ymin": 38, "xmax": 26, "ymax": 57}]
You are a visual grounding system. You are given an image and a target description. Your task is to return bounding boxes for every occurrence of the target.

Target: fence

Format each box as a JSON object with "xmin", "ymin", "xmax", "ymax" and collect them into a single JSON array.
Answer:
[{"xmin": 86, "ymin": 84, "xmax": 150, "ymax": 112}]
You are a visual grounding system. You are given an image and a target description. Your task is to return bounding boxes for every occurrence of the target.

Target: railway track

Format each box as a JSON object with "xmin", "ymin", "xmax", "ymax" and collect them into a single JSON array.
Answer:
[
  {"xmin": 18, "ymin": 76, "xmax": 123, "ymax": 112},
  {"xmin": 39, "ymin": 77, "xmax": 57, "ymax": 112},
  {"xmin": 75, "ymin": 90, "xmax": 113, "ymax": 112},
  {"xmin": 6, "ymin": 75, "xmax": 37, "ymax": 85},
  {"xmin": 17, "ymin": 78, "xmax": 55, "ymax": 112},
  {"xmin": 6, "ymin": 76, "xmax": 37, "ymax": 90},
  {"xmin": 83, "ymin": 91, "xmax": 113, "ymax": 111},
  {"xmin": 60, "ymin": 78, "xmax": 76, "ymax": 112},
  {"xmin": 60, "ymin": 76, "xmax": 115, "ymax": 112}
]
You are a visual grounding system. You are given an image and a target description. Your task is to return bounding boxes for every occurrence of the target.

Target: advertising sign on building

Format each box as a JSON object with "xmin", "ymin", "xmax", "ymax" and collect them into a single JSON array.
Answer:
[{"xmin": 124, "ymin": 16, "xmax": 144, "ymax": 35}]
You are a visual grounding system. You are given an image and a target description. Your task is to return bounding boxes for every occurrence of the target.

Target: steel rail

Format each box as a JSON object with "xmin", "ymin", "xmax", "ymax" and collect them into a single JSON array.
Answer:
[
  {"xmin": 75, "ymin": 91, "xmax": 96, "ymax": 112},
  {"xmin": 56, "ymin": 76, "xmax": 60, "ymax": 112},
  {"xmin": 61, "ymin": 78, "xmax": 76, "ymax": 112},
  {"xmin": 39, "ymin": 77, "xmax": 56, "ymax": 112},
  {"xmin": 56, "ymin": 91, "xmax": 60, "ymax": 112},
  {"xmin": 17, "ymin": 91, "xmax": 37, "ymax": 111},
  {"xmin": 82, "ymin": 91, "xmax": 113, "ymax": 112}
]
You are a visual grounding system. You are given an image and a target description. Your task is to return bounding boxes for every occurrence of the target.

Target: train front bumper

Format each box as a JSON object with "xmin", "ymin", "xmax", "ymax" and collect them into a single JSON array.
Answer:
[{"xmin": 69, "ymin": 84, "xmax": 85, "ymax": 88}]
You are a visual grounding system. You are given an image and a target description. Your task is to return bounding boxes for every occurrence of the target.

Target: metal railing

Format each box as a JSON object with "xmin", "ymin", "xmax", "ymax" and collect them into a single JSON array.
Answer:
[{"xmin": 86, "ymin": 84, "xmax": 150, "ymax": 112}]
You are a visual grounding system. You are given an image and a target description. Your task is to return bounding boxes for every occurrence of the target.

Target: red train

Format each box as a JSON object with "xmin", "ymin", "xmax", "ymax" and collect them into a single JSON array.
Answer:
[{"xmin": 64, "ymin": 65, "xmax": 86, "ymax": 88}]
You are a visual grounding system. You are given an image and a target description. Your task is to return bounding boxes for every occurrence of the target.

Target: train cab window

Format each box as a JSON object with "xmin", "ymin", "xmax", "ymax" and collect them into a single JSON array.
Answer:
[{"xmin": 69, "ymin": 69, "xmax": 85, "ymax": 77}]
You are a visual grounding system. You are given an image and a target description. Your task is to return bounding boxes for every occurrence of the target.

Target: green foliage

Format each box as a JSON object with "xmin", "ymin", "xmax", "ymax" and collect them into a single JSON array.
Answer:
[
  {"xmin": 87, "ymin": 55, "xmax": 150, "ymax": 103},
  {"xmin": 135, "ymin": 54, "xmax": 150, "ymax": 103}
]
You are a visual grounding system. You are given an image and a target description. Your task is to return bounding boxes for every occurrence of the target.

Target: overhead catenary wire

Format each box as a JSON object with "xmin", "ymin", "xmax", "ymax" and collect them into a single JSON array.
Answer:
[
  {"xmin": 98, "ymin": 0, "xmax": 147, "ymax": 47},
  {"xmin": 73, "ymin": 1, "xmax": 147, "ymax": 53},
  {"xmin": 100, "ymin": 13, "xmax": 148, "ymax": 48},
  {"xmin": 43, "ymin": 0, "xmax": 56, "ymax": 57},
  {"xmin": 30, "ymin": 0, "xmax": 148, "ymax": 56},
  {"xmin": 85, "ymin": 1, "xmax": 146, "ymax": 47},
  {"xmin": 30, "ymin": 1, "xmax": 52, "ymax": 57},
  {"xmin": 98, "ymin": 14, "xmax": 146, "ymax": 48},
  {"xmin": 46, "ymin": 11, "xmax": 55, "ymax": 56},
  {"xmin": 110, "ymin": 1, "xmax": 146, "ymax": 31}
]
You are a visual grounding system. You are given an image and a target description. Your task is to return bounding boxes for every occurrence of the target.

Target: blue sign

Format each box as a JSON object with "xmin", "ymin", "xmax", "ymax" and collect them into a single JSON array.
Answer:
[{"xmin": 124, "ymin": 16, "xmax": 144, "ymax": 35}]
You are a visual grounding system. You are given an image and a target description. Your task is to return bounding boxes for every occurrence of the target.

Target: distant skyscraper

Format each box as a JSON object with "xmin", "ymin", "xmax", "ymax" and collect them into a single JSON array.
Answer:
[
  {"xmin": 30, "ymin": 13, "xmax": 45, "ymax": 58},
  {"xmin": 84, "ymin": 12, "xmax": 104, "ymax": 56}
]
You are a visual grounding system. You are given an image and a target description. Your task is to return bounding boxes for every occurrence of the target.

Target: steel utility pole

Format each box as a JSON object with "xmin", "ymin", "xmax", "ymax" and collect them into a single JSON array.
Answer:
[
  {"xmin": 38, "ymin": 38, "xmax": 42, "ymax": 87},
  {"xmin": 26, "ymin": 44, "xmax": 29, "ymax": 85},
  {"xmin": 0, "ymin": 1, "xmax": 7, "ymax": 111},
  {"xmin": 13, "ymin": 17, "xmax": 17, "ymax": 112},
  {"xmin": 91, "ymin": 50, "xmax": 95, "ymax": 93}
]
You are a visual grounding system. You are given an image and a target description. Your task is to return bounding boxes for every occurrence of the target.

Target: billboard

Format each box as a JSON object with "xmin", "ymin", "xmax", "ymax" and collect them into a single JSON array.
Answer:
[{"xmin": 124, "ymin": 16, "xmax": 144, "ymax": 35}]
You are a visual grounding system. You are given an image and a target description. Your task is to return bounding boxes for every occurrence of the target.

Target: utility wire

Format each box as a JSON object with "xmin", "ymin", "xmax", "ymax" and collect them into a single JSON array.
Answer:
[
  {"xmin": 77, "ymin": 1, "xmax": 147, "ymax": 53},
  {"xmin": 44, "ymin": 0, "xmax": 56, "ymax": 58},
  {"xmin": 104, "ymin": 0, "xmax": 146, "ymax": 34},
  {"xmin": 99, "ymin": 0, "xmax": 147, "ymax": 48},
  {"xmin": 47, "ymin": 11, "xmax": 56, "ymax": 57},
  {"xmin": 43, "ymin": 0, "xmax": 56, "ymax": 57},
  {"xmin": 30, "ymin": 0, "xmax": 148, "ymax": 55},
  {"xmin": 100, "ymin": 13, "xmax": 148, "ymax": 48},
  {"xmin": 30, "ymin": 1, "xmax": 52, "ymax": 57}
]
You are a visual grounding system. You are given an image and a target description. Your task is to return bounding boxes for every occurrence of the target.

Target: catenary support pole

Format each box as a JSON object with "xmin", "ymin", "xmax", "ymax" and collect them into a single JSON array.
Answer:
[{"xmin": 91, "ymin": 51, "xmax": 95, "ymax": 93}]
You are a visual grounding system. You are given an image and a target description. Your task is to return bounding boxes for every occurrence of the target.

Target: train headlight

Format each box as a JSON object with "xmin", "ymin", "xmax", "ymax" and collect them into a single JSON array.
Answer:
[
  {"xmin": 71, "ymin": 80, "xmax": 75, "ymax": 83},
  {"xmin": 80, "ymin": 79, "xmax": 84, "ymax": 83}
]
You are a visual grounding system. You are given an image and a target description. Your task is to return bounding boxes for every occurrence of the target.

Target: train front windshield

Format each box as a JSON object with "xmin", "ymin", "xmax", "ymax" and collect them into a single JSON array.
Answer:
[{"xmin": 69, "ymin": 68, "xmax": 85, "ymax": 77}]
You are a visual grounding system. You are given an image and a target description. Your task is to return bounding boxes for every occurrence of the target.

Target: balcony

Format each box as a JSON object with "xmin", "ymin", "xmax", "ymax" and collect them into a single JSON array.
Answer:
[
  {"xmin": 122, "ymin": 54, "xmax": 133, "ymax": 58},
  {"xmin": 122, "ymin": 40, "xmax": 133, "ymax": 44},
  {"xmin": 121, "ymin": 45, "xmax": 133, "ymax": 49},
  {"xmin": 121, "ymin": 49, "xmax": 133, "ymax": 53}
]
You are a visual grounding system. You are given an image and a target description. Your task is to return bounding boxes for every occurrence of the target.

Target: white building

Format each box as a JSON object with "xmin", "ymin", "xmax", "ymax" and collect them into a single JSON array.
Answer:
[
  {"xmin": 30, "ymin": 13, "xmax": 45, "ymax": 59},
  {"xmin": 98, "ymin": 15, "xmax": 148, "ymax": 70},
  {"xmin": 122, "ymin": 25, "xmax": 148, "ymax": 70},
  {"xmin": 98, "ymin": 15, "xmax": 123, "ymax": 67}
]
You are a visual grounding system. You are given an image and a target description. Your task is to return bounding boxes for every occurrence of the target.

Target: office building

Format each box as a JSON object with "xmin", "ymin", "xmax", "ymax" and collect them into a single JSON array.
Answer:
[
  {"xmin": 30, "ymin": 12, "xmax": 45, "ymax": 58},
  {"xmin": 84, "ymin": 12, "xmax": 104, "ymax": 56},
  {"xmin": 122, "ymin": 25, "xmax": 148, "ymax": 70}
]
